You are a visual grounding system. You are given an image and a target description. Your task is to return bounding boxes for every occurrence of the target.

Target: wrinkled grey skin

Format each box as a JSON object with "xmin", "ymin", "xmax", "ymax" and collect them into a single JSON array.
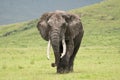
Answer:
[{"xmin": 37, "ymin": 10, "xmax": 84, "ymax": 73}]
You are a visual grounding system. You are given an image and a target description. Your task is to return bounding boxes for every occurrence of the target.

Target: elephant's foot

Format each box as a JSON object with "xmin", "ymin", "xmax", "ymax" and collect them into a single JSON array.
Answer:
[
  {"xmin": 57, "ymin": 66, "xmax": 70, "ymax": 74},
  {"xmin": 68, "ymin": 63, "xmax": 74, "ymax": 72},
  {"xmin": 57, "ymin": 68, "xmax": 69, "ymax": 74},
  {"xmin": 57, "ymin": 68, "xmax": 74, "ymax": 74}
]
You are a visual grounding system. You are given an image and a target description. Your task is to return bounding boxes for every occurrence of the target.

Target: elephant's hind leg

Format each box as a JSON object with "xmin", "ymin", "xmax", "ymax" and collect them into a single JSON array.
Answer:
[
  {"xmin": 69, "ymin": 32, "xmax": 84, "ymax": 72},
  {"xmin": 69, "ymin": 44, "xmax": 80, "ymax": 72}
]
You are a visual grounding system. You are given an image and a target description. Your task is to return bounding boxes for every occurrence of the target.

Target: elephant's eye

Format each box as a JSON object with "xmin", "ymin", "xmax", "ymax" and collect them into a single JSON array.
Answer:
[{"xmin": 62, "ymin": 23, "xmax": 66, "ymax": 26}]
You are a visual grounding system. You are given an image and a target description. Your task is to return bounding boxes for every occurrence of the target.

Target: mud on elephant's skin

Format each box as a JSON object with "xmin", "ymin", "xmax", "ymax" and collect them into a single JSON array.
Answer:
[{"xmin": 37, "ymin": 10, "xmax": 84, "ymax": 73}]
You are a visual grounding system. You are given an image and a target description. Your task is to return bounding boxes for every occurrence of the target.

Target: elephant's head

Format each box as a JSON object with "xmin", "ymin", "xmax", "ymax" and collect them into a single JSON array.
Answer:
[
  {"xmin": 37, "ymin": 10, "xmax": 81, "ymax": 67},
  {"xmin": 37, "ymin": 11, "xmax": 68, "ymax": 41}
]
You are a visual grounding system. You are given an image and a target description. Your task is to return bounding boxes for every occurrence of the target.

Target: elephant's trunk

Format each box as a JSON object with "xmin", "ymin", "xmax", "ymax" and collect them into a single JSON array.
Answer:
[
  {"xmin": 50, "ymin": 30, "xmax": 61, "ymax": 67},
  {"xmin": 47, "ymin": 30, "xmax": 67, "ymax": 67}
]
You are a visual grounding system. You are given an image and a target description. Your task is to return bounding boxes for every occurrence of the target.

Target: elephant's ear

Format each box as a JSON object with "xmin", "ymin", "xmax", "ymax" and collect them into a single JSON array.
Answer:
[
  {"xmin": 37, "ymin": 12, "xmax": 53, "ymax": 41},
  {"xmin": 63, "ymin": 13, "xmax": 83, "ymax": 39}
]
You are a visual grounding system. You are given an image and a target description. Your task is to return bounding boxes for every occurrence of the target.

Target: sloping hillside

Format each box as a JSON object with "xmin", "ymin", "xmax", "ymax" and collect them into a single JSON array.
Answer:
[
  {"xmin": 0, "ymin": 20, "xmax": 44, "ymax": 48},
  {"xmin": 70, "ymin": 0, "xmax": 120, "ymax": 47},
  {"xmin": 0, "ymin": 0, "xmax": 120, "ymax": 80}
]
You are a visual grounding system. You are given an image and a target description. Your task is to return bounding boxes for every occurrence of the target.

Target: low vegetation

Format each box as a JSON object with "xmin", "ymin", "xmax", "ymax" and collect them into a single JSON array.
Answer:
[{"xmin": 0, "ymin": 0, "xmax": 120, "ymax": 80}]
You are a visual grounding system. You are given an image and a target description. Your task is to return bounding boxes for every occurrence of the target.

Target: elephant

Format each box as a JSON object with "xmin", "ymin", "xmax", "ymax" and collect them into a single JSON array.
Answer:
[{"xmin": 37, "ymin": 10, "xmax": 84, "ymax": 73}]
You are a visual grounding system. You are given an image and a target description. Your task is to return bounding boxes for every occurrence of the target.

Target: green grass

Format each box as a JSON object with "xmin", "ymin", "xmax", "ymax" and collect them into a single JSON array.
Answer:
[{"xmin": 0, "ymin": 0, "xmax": 120, "ymax": 80}]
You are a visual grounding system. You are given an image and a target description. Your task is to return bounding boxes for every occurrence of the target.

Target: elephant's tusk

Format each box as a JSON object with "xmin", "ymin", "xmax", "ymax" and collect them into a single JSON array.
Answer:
[
  {"xmin": 60, "ymin": 39, "xmax": 66, "ymax": 58},
  {"xmin": 47, "ymin": 40, "xmax": 51, "ymax": 60}
]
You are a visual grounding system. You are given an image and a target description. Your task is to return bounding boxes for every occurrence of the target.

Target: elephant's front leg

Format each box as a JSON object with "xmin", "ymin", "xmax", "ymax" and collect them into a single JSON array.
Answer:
[{"xmin": 57, "ymin": 40, "xmax": 74, "ymax": 73}]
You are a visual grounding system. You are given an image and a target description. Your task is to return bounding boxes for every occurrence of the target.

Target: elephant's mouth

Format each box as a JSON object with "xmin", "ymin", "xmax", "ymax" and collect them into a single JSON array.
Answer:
[{"xmin": 46, "ymin": 39, "xmax": 66, "ymax": 60}]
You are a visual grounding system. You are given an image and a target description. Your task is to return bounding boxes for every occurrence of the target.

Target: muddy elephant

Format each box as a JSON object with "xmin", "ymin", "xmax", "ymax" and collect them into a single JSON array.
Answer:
[{"xmin": 37, "ymin": 10, "xmax": 84, "ymax": 73}]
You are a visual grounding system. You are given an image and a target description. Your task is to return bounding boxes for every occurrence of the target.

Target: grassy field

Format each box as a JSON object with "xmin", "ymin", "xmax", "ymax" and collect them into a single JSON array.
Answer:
[{"xmin": 0, "ymin": 0, "xmax": 120, "ymax": 80}]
